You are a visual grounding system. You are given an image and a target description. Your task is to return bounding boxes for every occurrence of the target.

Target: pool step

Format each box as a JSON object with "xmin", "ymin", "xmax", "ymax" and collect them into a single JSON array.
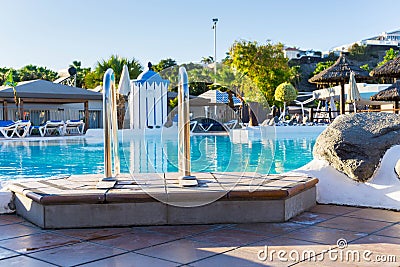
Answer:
[{"xmin": 9, "ymin": 173, "xmax": 318, "ymax": 229}]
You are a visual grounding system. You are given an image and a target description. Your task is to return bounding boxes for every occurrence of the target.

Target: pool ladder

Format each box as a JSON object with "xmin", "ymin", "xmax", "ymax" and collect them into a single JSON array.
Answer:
[{"xmin": 100, "ymin": 67, "xmax": 196, "ymax": 187}]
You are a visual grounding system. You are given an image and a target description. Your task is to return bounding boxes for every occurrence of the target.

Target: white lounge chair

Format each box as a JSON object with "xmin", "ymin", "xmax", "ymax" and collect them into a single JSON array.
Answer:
[
  {"xmin": 0, "ymin": 120, "xmax": 18, "ymax": 139},
  {"xmin": 14, "ymin": 120, "xmax": 31, "ymax": 138},
  {"xmin": 189, "ymin": 121, "xmax": 197, "ymax": 133},
  {"xmin": 65, "ymin": 120, "xmax": 85, "ymax": 135},
  {"xmin": 197, "ymin": 122, "xmax": 214, "ymax": 132},
  {"xmin": 223, "ymin": 120, "xmax": 238, "ymax": 130},
  {"xmin": 38, "ymin": 120, "xmax": 66, "ymax": 137}
]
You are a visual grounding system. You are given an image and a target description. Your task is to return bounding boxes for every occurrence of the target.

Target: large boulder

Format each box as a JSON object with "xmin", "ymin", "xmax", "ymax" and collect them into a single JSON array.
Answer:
[{"xmin": 313, "ymin": 113, "xmax": 400, "ymax": 182}]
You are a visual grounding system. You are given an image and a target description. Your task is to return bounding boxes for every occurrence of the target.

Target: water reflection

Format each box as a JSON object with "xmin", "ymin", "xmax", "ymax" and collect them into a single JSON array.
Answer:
[{"xmin": 0, "ymin": 136, "xmax": 315, "ymax": 181}]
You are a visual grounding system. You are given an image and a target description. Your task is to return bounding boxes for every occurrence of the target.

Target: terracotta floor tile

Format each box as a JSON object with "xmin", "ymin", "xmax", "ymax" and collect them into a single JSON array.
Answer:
[
  {"xmin": 309, "ymin": 204, "xmax": 362, "ymax": 216},
  {"xmin": 90, "ymin": 230, "xmax": 178, "ymax": 251},
  {"xmin": 375, "ymin": 223, "xmax": 400, "ymax": 238},
  {"xmin": 289, "ymin": 212, "xmax": 336, "ymax": 225},
  {"xmin": 53, "ymin": 227, "xmax": 131, "ymax": 241},
  {"xmin": 0, "ymin": 247, "xmax": 19, "ymax": 260},
  {"xmin": 0, "ymin": 232, "xmax": 81, "ymax": 253},
  {"xmin": 79, "ymin": 252, "xmax": 178, "ymax": 267},
  {"xmin": 137, "ymin": 224, "xmax": 221, "ymax": 238},
  {"xmin": 28, "ymin": 241, "xmax": 125, "ymax": 266},
  {"xmin": 0, "ymin": 224, "xmax": 42, "ymax": 241},
  {"xmin": 188, "ymin": 228, "xmax": 270, "ymax": 247},
  {"xmin": 0, "ymin": 255, "xmax": 57, "ymax": 266},
  {"xmin": 191, "ymin": 249, "xmax": 267, "ymax": 267},
  {"xmin": 344, "ymin": 208, "xmax": 400, "ymax": 223},
  {"xmin": 234, "ymin": 222, "xmax": 305, "ymax": 237},
  {"xmin": 0, "ymin": 215, "xmax": 27, "ymax": 226},
  {"xmin": 0, "ymin": 218, "xmax": 17, "ymax": 226},
  {"xmin": 137, "ymin": 239, "xmax": 232, "ymax": 264},
  {"xmin": 316, "ymin": 216, "xmax": 393, "ymax": 233},
  {"xmin": 283, "ymin": 225, "xmax": 368, "ymax": 245}
]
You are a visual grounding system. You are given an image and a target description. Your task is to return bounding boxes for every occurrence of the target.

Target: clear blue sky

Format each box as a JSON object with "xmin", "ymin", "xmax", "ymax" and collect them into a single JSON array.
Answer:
[{"xmin": 2, "ymin": 0, "xmax": 400, "ymax": 70}]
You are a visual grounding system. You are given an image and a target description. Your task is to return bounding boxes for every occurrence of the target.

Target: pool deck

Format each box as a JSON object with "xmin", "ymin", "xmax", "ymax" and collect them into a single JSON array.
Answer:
[
  {"xmin": 0, "ymin": 204, "xmax": 398, "ymax": 266},
  {"xmin": 8, "ymin": 173, "xmax": 317, "ymax": 229}
]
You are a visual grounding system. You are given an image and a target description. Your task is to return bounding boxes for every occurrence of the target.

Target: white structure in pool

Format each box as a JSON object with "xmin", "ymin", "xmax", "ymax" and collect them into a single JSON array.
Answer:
[{"xmin": 129, "ymin": 63, "xmax": 169, "ymax": 129}]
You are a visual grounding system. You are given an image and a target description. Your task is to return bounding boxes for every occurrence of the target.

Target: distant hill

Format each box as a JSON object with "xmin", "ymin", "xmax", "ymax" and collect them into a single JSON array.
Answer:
[{"xmin": 289, "ymin": 46, "xmax": 398, "ymax": 92}]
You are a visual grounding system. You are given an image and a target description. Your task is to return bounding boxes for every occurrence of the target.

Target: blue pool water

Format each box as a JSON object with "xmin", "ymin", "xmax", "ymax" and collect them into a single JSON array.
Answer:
[{"xmin": 0, "ymin": 135, "xmax": 316, "ymax": 181}]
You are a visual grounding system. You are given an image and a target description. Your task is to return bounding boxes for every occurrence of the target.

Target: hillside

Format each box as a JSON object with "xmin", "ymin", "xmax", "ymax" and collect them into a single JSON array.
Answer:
[{"xmin": 290, "ymin": 46, "xmax": 397, "ymax": 92}]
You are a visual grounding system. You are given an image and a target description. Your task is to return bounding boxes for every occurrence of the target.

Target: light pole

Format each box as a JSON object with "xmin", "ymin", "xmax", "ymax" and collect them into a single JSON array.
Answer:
[{"xmin": 212, "ymin": 18, "xmax": 218, "ymax": 83}]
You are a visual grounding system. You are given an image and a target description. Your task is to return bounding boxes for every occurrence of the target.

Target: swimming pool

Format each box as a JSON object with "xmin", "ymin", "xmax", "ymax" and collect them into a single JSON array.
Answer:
[{"xmin": 0, "ymin": 128, "xmax": 321, "ymax": 181}]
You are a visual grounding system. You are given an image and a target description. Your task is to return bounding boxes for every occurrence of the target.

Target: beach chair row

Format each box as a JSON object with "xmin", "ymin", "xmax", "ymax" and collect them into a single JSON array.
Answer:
[{"xmin": 0, "ymin": 120, "xmax": 85, "ymax": 139}]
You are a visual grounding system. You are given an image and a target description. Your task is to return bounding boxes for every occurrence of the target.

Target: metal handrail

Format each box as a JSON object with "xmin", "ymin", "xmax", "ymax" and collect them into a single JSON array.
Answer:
[
  {"xmin": 103, "ymin": 69, "xmax": 120, "ymax": 179},
  {"xmin": 178, "ymin": 67, "xmax": 197, "ymax": 186},
  {"xmin": 178, "ymin": 67, "xmax": 191, "ymax": 177}
]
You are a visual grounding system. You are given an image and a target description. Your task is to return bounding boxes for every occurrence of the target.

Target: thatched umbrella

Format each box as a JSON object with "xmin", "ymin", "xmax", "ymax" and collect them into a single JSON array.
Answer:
[
  {"xmin": 370, "ymin": 56, "xmax": 400, "ymax": 79},
  {"xmin": 370, "ymin": 80, "xmax": 400, "ymax": 113},
  {"xmin": 309, "ymin": 53, "xmax": 371, "ymax": 114}
]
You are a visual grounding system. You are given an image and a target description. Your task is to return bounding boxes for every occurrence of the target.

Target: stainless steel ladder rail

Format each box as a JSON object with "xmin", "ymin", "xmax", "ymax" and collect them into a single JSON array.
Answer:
[
  {"xmin": 102, "ymin": 68, "xmax": 120, "ymax": 179},
  {"xmin": 178, "ymin": 67, "xmax": 198, "ymax": 187}
]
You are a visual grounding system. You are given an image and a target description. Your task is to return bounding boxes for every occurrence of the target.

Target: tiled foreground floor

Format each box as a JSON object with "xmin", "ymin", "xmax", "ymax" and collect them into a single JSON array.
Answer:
[{"xmin": 0, "ymin": 205, "xmax": 398, "ymax": 266}]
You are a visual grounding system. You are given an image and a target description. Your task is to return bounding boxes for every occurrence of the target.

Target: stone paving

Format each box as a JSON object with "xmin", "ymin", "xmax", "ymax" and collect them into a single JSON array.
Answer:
[{"xmin": 0, "ymin": 205, "xmax": 398, "ymax": 266}]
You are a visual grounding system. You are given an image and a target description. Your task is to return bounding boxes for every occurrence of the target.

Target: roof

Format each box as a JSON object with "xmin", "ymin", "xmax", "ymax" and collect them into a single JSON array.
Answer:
[
  {"xmin": 370, "ymin": 56, "xmax": 400, "ymax": 78},
  {"xmin": 198, "ymin": 90, "xmax": 242, "ymax": 105},
  {"xmin": 370, "ymin": 80, "xmax": 400, "ymax": 101},
  {"xmin": 309, "ymin": 53, "xmax": 371, "ymax": 84},
  {"xmin": 0, "ymin": 80, "xmax": 102, "ymax": 101},
  {"xmin": 134, "ymin": 68, "xmax": 169, "ymax": 85}
]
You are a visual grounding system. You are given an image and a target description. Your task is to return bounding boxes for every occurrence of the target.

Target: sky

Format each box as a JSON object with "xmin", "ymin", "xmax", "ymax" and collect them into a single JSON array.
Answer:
[{"xmin": 1, "ymin": 0, "xmax": 400, "ymax": 71}]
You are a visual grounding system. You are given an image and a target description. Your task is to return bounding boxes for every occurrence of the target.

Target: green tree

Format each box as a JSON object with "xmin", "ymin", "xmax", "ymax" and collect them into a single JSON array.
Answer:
[
  {"xmin": 3, "ymin": 71, "xmax": 21, "ymax": 120},
  {"xmin": 311, "ymin": 61, "xmax": 335, "ymax": 77},
  {"xmin": 16, "ymin": 65, "xmax": 58, "ymax": 82},
  {"xmin": 225, "ymin": 40, "xmax": 292, "ymax": 104},
  {"xmin": 377, "ymin": 48, "xmax": 399, "ymax": 67},
  {"xmin": 153, "ymin": 58, "xmax": 177, "ymax": 72},
  {"xmin": 69, "ymin": 61, "xmax": 91, "ymax": 88},
  {"xmin": 275, "ymin": 82, "xmax": 297, "ymax": 119},
  {"xmin": 84, "ymin": 55, "xmax": 143, "ymax": 89},
  {"xmin": 0, "ymin": 67, "xmax": 10, "ymax": 85},
  {"xmin": 200, "ymin": 56, "xmax": 214, "ymax": 64},
  {"xmin": 348, "ymin": 43, "xmax": 367, "ymax": 57},
  {"xmin": 360, "ymin": 64, "xmax": 371, "ymax": 72}
]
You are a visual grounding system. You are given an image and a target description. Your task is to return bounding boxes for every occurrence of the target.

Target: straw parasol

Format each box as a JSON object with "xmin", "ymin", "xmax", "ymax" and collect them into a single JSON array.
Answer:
[
  {"xmin": 370, "ymin": 56, "xmax": 400, "ymax": 78},
  {"xmin": 370, "ymin": 80, "xmax": 400, "ymax": 113},
  {"xmin": 309, "ymin": 53, "xmax": 370, "ymax": 114},
  {"xmin": 371, "ymin": 80, "xmax": 400, "ymax": 101}
]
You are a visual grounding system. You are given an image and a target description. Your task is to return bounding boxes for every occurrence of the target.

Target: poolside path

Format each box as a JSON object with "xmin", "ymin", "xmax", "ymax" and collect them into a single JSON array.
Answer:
[{"xmin": 0, "ymin": 205, "xmax": 398, "ymax": 266}]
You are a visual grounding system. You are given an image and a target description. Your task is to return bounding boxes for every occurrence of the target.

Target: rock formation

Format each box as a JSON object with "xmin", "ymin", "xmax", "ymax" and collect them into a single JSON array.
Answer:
[{"xmin": 313, "ymin": 113, "xmax": 400, "ymax": 182}]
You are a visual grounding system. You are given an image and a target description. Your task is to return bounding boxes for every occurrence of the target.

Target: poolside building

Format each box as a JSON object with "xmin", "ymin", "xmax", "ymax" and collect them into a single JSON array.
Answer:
[{"xmin": 0, "ymin": 80, "xmax": 103, "ymax": 129}]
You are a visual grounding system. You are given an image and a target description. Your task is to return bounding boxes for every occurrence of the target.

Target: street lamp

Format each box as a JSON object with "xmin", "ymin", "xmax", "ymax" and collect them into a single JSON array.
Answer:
[{"xmin": 212, "ymin": 18, "xmax": 218, "ymax": 83}]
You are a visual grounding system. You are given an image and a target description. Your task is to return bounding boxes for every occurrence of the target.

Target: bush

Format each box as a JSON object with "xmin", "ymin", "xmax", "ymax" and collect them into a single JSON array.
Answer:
[{"xmin": 275, "ymin": 82, "xmax": 297, "ymax": 104}]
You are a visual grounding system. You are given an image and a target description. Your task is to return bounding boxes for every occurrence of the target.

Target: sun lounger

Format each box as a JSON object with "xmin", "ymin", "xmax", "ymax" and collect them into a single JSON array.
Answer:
[
  {"xmin": 0, "ymin": 120, "xmax": 32, "ymax": 138},
  {"xmin": 197, "ymin": 122, "xmax": 214, "ymax": 132},
  {"xmin": 189, "ymin": 121, "xmax": 197, "ymax": 133},
  {"xmin": 14, "ymin": 120, "xmax": 31, "ymax": 138},
  {"xmin": 38, "ymin": 120, "xmax": 66, "ymax": 137},
  {"xmin": 0, "ymin": 120, "xmax": 18, "ymax": 139},
  {"xmin": 223, "ymin": 120, "xmax": 238, "ymax": 130},
  {"xmin": 65, "ymin": 120, "xmax": 85, "ymax": 135}
]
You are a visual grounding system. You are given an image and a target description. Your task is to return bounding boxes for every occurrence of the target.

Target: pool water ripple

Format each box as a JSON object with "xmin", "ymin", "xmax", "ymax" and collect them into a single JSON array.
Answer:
[{"xmin": 0, "ymin": 136, "xmax": 316, "ymax": 181}]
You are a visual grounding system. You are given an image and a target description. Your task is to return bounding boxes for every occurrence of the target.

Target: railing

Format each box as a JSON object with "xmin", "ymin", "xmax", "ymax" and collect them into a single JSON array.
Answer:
[
  {"xmin": 102, "ymin": 69, "xmax": 120, "ymax": 179},
  {"xmin": 178, "ymin": 67, "xmax": 197, "ymax": 186}
]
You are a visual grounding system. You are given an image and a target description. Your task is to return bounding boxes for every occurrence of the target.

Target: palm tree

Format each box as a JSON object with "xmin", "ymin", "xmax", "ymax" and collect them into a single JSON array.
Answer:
[
  {"xmin": 95, "ymin": 55, "xmax": 142, "ymax": 84},
  {"xmin": 201, "ymin": 56, "xmax": 214, "ymax": 64}
]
